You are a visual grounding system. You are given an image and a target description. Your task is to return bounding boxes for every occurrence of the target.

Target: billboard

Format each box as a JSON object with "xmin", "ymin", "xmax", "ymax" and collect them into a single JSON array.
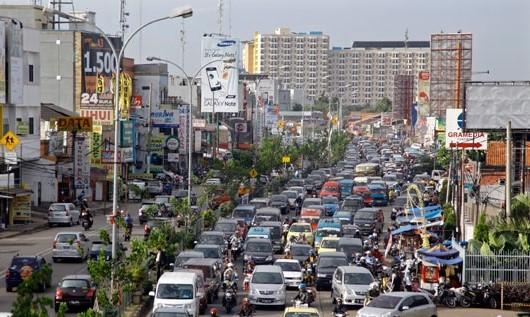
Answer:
[
  {"xmin": 57, "ymin": 117, "xmax": 93, "ymax": 132},
  {"xmin": 381, "ymin": 113, "xmax": 392, "ymax": 126},
  {"xmin": 445, "ymin": 108, "xmax": 487, "ymax": 150},
  {"xmin": 417, "ymin": 71, "xmax": 430, "ymax": 117},
  {"xmin": 74, "ymin": 137, "xmax": 90, "ymax": 193},
  {"xmin": 464, "ymin": 82, "xmax": 530, "ymax": 131},
  {"xmin": 200, "ymin": 35, "xmax": 240, "ymax": 113},
  {"xmin": 151, "ymin": 110, "xmax": 179, "ymax": 128},
  {"xmin": 80, "ymin": 109, "xmax": 113, "ymax": 125},
  {"xmin": 6, "ymin": 23, "xmax": 22, "ymax": 105},
  {"xmin": 0, "ymin": 23, "xmax": 5, "ymax": 104},
  {"xmin": 79, "ymin": 33, "xmax": 122, "ymax": 124}
]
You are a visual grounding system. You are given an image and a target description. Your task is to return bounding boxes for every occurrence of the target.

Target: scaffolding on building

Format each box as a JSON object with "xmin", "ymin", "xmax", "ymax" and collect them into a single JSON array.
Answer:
[
  {"xmin": 392, "ymin": 74, "xmax": 414, "ymax": 124},
  {"xmin": 430, "ymin": 33, "xmax": 473, "ymax": 118}
]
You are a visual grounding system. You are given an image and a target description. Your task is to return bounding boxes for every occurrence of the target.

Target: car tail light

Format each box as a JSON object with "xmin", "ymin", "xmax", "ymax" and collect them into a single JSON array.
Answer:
[
  {"xmin": 75, "ymin": 240, "xmax": 81, "ymax": 248},
  {"xmin": 53, "ymin": 240, "xmax": 57, "ymax": 249},
  {"xmin": 86, "ymin": 287, "xmax": 95, "ymax": 298},
  {"xmin": 5, "ymin": 270, "xmax": 11, "ymax": 278},
  {"xmin": 55, "ymin": 288, "xmax": 63, "ymax": 299}
]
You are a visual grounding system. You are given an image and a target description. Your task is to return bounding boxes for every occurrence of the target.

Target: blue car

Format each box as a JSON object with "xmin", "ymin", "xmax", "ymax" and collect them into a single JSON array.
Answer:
[
  {"xmin": 231, "ymin": 205, "xmax": 256, "ymax": 226},
  {"xmin": 6, "ymin": 256, "xmax": 51, "ymax": 292},
  {"xmin": 339, "ymin": 179, "xmax": 354, "ymax": 199},
  {"xmin": 322, "ymin": 196, "xmax": 340, "ymax": 216},
  {"xmin": 315, "ymin": 218, "xmax": 342, "ymax": 246},
  {"xmin": 370, "ymin": 190, "xmax": 388, "ymax": 206},
  {"xmin": 333, "ymin": 211, "xmax": 353, "ymax": 225}
]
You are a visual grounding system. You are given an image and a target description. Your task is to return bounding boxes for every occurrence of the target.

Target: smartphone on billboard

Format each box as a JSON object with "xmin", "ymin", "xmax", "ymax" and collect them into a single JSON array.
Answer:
[{"xmin": 206, "ymin": 67, "xmax": 222, "ymax": 91}]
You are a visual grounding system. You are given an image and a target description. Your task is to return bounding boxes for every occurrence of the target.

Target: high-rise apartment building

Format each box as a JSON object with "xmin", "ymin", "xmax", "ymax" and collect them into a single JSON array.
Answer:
[
  {"xmin": 243, "ymin": 27, "xmax": 329, "ymax": 101},
  {"xmin": 328, "ymin": 41, "xmax": 430, "ymax": 106}
]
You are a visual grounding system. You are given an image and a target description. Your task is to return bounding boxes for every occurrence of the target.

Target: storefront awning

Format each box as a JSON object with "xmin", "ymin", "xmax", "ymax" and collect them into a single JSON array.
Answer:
[
  {"xmin": 0, "ymin": 188, "xmax": 33, "ymax": 198},
  {"xmin": 421, "ymin": 256, "xmax": 463, "ymax": 266},
  {"xmin": 41, "ymin": 103, "xmax": 77, "ymax": 121}
]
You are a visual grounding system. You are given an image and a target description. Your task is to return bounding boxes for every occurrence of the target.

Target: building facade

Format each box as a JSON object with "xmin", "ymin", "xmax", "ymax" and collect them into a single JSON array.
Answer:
[
  {"xmin": 328, "ymin": 41, "xmax": 430, "ymax": 107},
  {"xmin": 243, "ymin": 27, "xmax": 329, "ymax": 101}
]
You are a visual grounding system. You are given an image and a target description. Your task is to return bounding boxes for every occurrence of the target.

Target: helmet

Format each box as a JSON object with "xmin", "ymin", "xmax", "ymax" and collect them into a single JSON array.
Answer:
[
  {"xmin": 242, "ymin": 298, "xmax": 249, "ymax": 304},
  {"xmin": 369, "ymin": 281, "xmax": 379, "ymax": 290},
  {"xmin": 366, "ymin": 251, "xmax": 372, "ymax": 256},
  {"xmin": 298, "ymin": 283, "xmax": 307, "ymax": 290},
  {"xmin": 337, "ymin": 298, "xmax": 343, "ymax": 304},
  {"xmin": 210, "ymin": 308, "xmax": 218, "ymax": 316},
  {"xmin": 227, "ymin": 263, "xmax": 234, "ymax": 269},
  {"xmin": 360, "ymin": 256, "xmax": 366, "ymax": 262}
]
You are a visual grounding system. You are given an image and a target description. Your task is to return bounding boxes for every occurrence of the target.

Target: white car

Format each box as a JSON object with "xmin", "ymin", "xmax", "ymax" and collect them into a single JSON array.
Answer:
[
  {"xmin": 357, "ymin": 292, "xmax": 437, "ymax": 317},
  {"xmin": 274, "ymin": 259, "xmax": 303, "ymax": 289},
  {"xmin": 248, "ymin": 265, "xmax": 286, "ymax": 307},
  {"xmin": 205, "ymin": 178, "xmax": 222, "ymax": 185},
  {"xmin": 332, "ymin": 266, "xmax": 374, "ymax": 306},
  {"xmin": 52, "ymin": 232, "xmax": 91, "ymax": 263}
]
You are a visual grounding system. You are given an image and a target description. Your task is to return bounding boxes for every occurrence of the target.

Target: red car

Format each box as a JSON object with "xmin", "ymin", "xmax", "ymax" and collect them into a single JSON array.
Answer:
[
  {"xmin": 320, "ymin": 181, "xmax": 340, "ymax": 199},
  {"xmin": 362, "ymin": 192, "xmax": 374, "ymax": 207},
  {"xmin": 353, "ymin": 185, "xmax": 370, "ymax": 196}
]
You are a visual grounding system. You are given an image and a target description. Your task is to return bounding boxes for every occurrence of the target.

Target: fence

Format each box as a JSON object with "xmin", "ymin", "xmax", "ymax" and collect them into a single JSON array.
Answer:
[{"xmin": 464, "ymin": 249, "xmax": 530, "ymax": 284}]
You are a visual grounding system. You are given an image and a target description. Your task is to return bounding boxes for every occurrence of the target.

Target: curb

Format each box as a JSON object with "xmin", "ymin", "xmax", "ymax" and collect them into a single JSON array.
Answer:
[{"xmin": 0, "ymin": 206, "xmax": 111, "ymax": 240}]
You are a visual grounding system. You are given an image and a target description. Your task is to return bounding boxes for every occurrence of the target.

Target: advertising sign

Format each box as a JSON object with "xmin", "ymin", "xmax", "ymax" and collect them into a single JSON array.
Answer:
[
  {"xmin": 57, "ymin": 117, "xmax": 93, "ymax": 132},
  {"xmin": 166, "ymin": 136, "xmax": 180, "ymax": 151},
  {"xmin": 178, "ymin": 106, "xmax": 188, "ymax": 153},
  {"xmin": 380, "ymin": 113, "xmax": 393, "ymax": 127},
  {"xmin": 121, "ymin": 147, "xmax": 134, "ymax": 163},
  {"xmin": 74, "ymin": 137, "xmax": 90, "ymax": 192},
  {"xmin": 80, "ymin": 109, "xmax": 113, "ymax": 125},
  {"xmin": 80, "ymin": 33, "xmax": 122, "ymax": 124},
  {"xmin": 7, "ymin": 24, "xmax": 22, "ymax": 105},
  {"xmin": 151, "ymin": 110, "xmax": 179, "ymax": 128},
  {"xmin": 91, "ymin": 128, "xmax": 102, "ymax": 165},
  {"xmin": 417, "ymin": 71, "xmax": 430, "ymax": 117},
  {"xmin": 149, "ymin": 133, "xmax": 164, "ymax": 153},
  {"xmin": 167, "ymin": 153, "xmax": 179, "ymax": 162},
  {"xmin": 16, "ymin": 121, "xmax": 29, "ymax": 135},
  {"xmin": 120, "ymin": 120, "xmax": 134, "ymax": 147},
  {"xmin": 258, "ymin": 79, "xmax": 278, "ymax": 130},
  {"xmin": 445, "ymin": 109, "xmax": 487, "ymax": 150},
  {"xmin": 0, "ymin": 23, "xmax": 5, "ymax": 104},
  {"xmin": 200, "ymin": 35, "xmax": 240, "ymax": 113},
  {"xmin": 101, "ymin": 150, "xmax": 120, "ymax": 164}
]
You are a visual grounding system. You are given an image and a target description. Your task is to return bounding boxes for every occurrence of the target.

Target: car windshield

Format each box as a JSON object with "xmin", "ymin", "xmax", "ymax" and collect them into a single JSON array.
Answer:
[
  {"xmin": 50, "ymin": 204, "xmax": 66, "ymax": 211},
  {"xmin": 61, "ymin": 279, "xmax": 89, "ymax": 288},
  {"xmin": 271, "ymin": 196, "xmax": 286, "ymax": 202},
  {"xmin": 251, "ymin": 201, "xmax": 268, "ymax": 209},
  {"xmin": 251, "ymin": 272, "xmax": 283, "ymax": 284},
  {"xmin": 246, "ymin": 242, "xmax": 272, "ymax": 253},
  {"xmin": 290, "ymin": 224, "xmax": 311, "ymax": 233},
  {"xmin": 233, "ymin": 209, "xmax": 253, "ymax": 218},
  {"xmin": 195, "ymin": 248, "xmax": 219, "ymax": 258},
  {"xmin": 318, "ymin": 257, "xmax": 348, "ymax": 269},
  {"xmin": 90, "ymin": 243, "xmax": 110, "ymax": 251},
  {"xmin": 275, "ymin": 261, "xmax": 301, "ymax": 272},
  {"xmin": 284, "ymin": 313, "xmax": 320, "ymax": 317},
  {"xmin": 316, "ymin": 229, "xmax": 340, "ymax": 237},
  {"xmin": 264, "ymin": 226, "xmax": 282, "ymax": 239},
  {"xmin": 322, "ymin": 186, "xmax": 338, "ymax": 192},
  {"xmin": 56, "ymin": 234, "xmax": 77, "ymax": 243},
  {"xmin": 383, "ymin": 175, "xmax": 397, "ymax": 182},
  {"xmin": 322, "ymin": 197, "xmax": 338, "ymax": 204},
  {"xmin": 282, "ymin": 192, "xmax": 298, "ymax": 199},
  {"xmin": 291, "ymin": 246, "xmax": 310, "ymax": 256},
  {"xmin": 255, "ymin": 215, "xmax": 274, "ymax": 222},
  {"xmin": 200, "ymin": 235, "xmax": 224, "ymax": 245},
  {"xmin": 320, "ymin": 239, "xmax": 339, "ymax": 249},
  {"xmin": 367, "ymin": 295, "xmax": 401, "ymax": 309},
  {"xmin": 153, "ymin": 312, "xmax": 189, "ymax": 317},
  {"xmin": 344, "ymin": 273, "xmax": 373, "ymax": 285},
  {"xmin": 183, "ymin": 265, "xmax": 212, "ymax": 278},
  {"xmin": 156, "ymin": 284, "xmax": 194, "ymax": 299},
  {"xmin": 355, "ymin": 213, "xmax": 375, "ymax": 221},
  {"xmin": 11, "ymin": 257, "xmax": 38, "ymax": 269},
  {"xmin": 214, "ymin": 223, "xmax": 236, "ymax": 232},
  {"xmin": 340, "ymin": 245, "xmax": 363, "ymax": 255},
  {"xmin": 344, "ymin": 199, "xmax": 361, "ymax": 207}
]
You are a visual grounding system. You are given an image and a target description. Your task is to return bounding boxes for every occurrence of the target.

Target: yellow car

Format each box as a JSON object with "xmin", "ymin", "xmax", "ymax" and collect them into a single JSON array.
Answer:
[
  {"xmin": 317, "ymin": 236, "xmax": 340, "ymax": 254},
  {"xmin": 286, "ymin": 222, "xmax": 314, "ymax": 245},
  {"xmin": 282, "ymin": 306, "xmax": 321, "ymax": 317}
]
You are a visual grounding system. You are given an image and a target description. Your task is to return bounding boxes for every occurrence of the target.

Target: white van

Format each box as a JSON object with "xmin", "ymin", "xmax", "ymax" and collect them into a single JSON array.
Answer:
[{"xmin": 150, "ymin": 271, "xmax": 200, "ymax": 317}]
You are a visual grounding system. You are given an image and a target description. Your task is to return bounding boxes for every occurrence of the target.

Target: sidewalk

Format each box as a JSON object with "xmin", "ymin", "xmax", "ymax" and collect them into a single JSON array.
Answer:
[{"xmin": 0, "ymin": 201, "xmax": 112, "ymax": 240}]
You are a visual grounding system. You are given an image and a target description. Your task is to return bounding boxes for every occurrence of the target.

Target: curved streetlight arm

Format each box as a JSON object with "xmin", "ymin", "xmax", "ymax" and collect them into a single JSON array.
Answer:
[{"xmin": 146, "ymin": 56, "xmax": 232, "ymax": 206}]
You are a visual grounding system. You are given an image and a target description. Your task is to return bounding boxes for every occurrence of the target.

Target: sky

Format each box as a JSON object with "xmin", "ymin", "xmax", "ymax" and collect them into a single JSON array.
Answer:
[{"xmin": 7, "ymin": 0, "xmax": 530, "ymax": 80}]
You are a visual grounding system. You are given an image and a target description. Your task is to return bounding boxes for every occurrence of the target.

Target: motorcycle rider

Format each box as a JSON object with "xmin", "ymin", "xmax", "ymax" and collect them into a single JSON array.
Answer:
[
  {"xmin": 230, "ymin": 231, "xmax": 242, "ymax": 258},
  {"xmin": 80, "ymin": 205, "xmax": 93, "ymax": 227},
  {"xmin": 294, "ymin": 283, "xmax": 310, "ymax": 304},
  {"xmin": 283, "ymin": 248, "xmax": 293, "ymax": 260},
  {"xmin": 333, "ymin": 298, "xmax": 347, "ymax": 316},
  {"xmin": 365, "ymin": 281, "xmax": 380, "ymax": 305},
  {"xmin": 124, "ymin": 212, "xmax": 133, "ymax": 241},
  {"xmin": 223, "ymin": 263, "xmax": 238, "ymax": 291},
  {"xmin": 238, "ymin": 298, "xmax": 254, "ymax": 317},
  {"xmin": 390, "ymin": 271, "xmax": 403, "ymax": 292},
  {"xmin": 353, "ymin": 229, "xmax": 362, "ymax": 239},
  {"xmin": 210, "ymin": 307, "xmax": 219, "ymax": 317}
]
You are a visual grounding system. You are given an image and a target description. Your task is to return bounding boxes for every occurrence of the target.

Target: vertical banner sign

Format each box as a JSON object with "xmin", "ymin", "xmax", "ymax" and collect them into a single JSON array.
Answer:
[
  {"xmin": 74, "ymin": 137, "xmax": 90, "ymax": 193},
  {"xmin": 148, "ymin": 133, "xmax": 164, "ymax": 173},
  {"xmin": 119, "ymin": 120, "xmax": 134, "ymax": 163},
  {"xmin": 91, "ymin": 124, "xmax": 102, "ymax": 165},
  {"xmin": 80, "ymin": 33, "xmax": 122, "ymax": 125},
  {"xmin": 178, "ymin": 105, "xmax": 188, "ymax": 154},
  {"xmin": 200, "ymin": 35, "xmax": 240, "ymax": 113},
  {"xmin": 0, "ymin": 22, "xmax": 6, "ymax": 104},
  {"xmin": 259, "ymin": 79, "xmax": 278, "ymax": 131},
  {"xmin": 6, "ymin": 23, "xmax": 23, "ymax": 104},
  {"xmin": 417, "ymin": 71, "xmax": 430, "ymax": 117}
]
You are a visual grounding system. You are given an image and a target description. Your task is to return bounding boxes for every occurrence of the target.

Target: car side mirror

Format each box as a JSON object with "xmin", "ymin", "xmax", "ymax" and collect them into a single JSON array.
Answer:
[
  {"xmin": 149, "ymin": 291, "xmax": 155, "ymax": 297},
  {"xmin": 401, "ymin": 306, "xmax": 409, "ymax": 311}
]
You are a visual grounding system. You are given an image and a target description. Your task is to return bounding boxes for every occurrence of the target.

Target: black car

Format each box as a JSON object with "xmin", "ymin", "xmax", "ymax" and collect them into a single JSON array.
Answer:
[
  {"xmin": 243, "ymin": 238, "xmax": 274, "ymax": 265},
  {"xmin": 89, "ymin": 241, "xmax": 112, "ymax": 261},
  {"xmin": 193, "ymin": 244, "xmax": 224, "ymax": 259},
  {"xmin": 54, "ymin": 275, "xmax": 96, "ymax": 312},
  {"xmin": 270, "ymin": 194, "xmax": 289, "ymax": 215},
  {"xmin": 197, "ymin": 231, "xmax": 227, "ymax": 254},
  {"xmin": 315, "ymin": 251, "xmax": 348, "ymax": 291},
  {"xmin": 353, "ymin": 208, "xmax": 384, "ymax": 235},
  {"xmin": 290, "ymin": 244, "xmax": 313, "ymax": 264},
  {"xmin": 6, "ymin": 255, "xmax": 52, "ymax": 292}
]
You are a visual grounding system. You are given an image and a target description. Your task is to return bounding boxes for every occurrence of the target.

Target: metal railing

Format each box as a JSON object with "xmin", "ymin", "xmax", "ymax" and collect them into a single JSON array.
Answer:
[{"xmin": 464, "ymin": 249, "xmax": 530, "ymax": 283}]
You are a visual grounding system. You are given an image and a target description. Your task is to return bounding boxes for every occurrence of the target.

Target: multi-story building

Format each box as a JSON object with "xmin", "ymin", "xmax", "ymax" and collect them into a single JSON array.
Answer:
[
  {"xmin": 243, "ymin": 27, "xmax": 329, "ymax": 101},
  {"xmin": 328, "ymin": 41, "xmax": 430, "ymax": 106}
]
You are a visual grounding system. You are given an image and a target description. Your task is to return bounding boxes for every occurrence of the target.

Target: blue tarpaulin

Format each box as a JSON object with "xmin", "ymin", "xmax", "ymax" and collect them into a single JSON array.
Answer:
[{"xmin": 421, "ymin": 256, "xmax": 463, "ymax": 266}]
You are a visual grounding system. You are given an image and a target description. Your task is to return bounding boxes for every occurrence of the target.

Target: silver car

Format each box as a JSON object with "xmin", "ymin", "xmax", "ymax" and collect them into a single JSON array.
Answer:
[
  {"xmin": 248, "ymin": 265, "xmax": 286, "ymax": 307},
  {"xmin": 52, "ymin": 232, "xmax": 91, "ymax": 262},
  {"xmin": 48, "ymin": 203, "xmax": 80, "ymax": 227},
  {"xmin": 332, "ymin": 266, "xmax": 374, "ymax": 306},
  {"xmin": 356, "ymin": 292, "xmax": 437, "ymax": 317}
]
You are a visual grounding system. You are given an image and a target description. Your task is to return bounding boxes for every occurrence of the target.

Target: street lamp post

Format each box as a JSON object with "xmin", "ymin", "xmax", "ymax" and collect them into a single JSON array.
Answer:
[{"xmin": 146, "ymin": 57, "xmax": 235, "ymax": 207}]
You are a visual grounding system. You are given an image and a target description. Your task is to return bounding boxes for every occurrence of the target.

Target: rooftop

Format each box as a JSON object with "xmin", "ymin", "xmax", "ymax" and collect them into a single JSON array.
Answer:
[{"xmin": 352, "ymin": 41, "xmax": 430, "ymax": 48}]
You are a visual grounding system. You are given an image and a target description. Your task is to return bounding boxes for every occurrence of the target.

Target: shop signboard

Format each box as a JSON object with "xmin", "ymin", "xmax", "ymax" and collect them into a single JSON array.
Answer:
[
  {"xmin": 151, "ymin": 110, "xmax": 179, "ymax": 128},
  {"xmin": 74, "ymin": 137, "xmax": 90, "ymax": 192}
]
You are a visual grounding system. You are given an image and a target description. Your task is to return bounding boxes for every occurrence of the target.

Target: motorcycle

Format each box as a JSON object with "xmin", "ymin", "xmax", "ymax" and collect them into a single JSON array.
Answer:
[
  {"xmin": 419, "ymin": 283, "xmax": 457, "ymax": 308},
  {"xmin": 231, "ymin": 238, "xmax": 241, "ymax": 260},
  {"xmin": 291, "ymin": 299, "xmax": 308, "ymax": 308},
  {"xmin": 459, "ymin": 283, "xmax": 499, "ymax": 309},
  {"xmin": 333, "ymin": 312, "xmax": 348, "ymax": 317},
  {"xmin": 302, "ymin": 265, "xmax": 314, "ymax": 286},
  {"xmin": 222, "ymin": 288, "xmax": 237, "ymax": 313},
  {"xmin": 80, "ymin": 211, "xmax": 93, "ymax": 231}
]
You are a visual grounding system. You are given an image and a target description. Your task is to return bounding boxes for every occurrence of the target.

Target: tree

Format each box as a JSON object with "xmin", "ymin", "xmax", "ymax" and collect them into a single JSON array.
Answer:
[
  {"xmin": 292, "ymin": 103, "xmax": 303, "ymax": 111},
  {"xmin": 442, "ymin": 204, "xmax": 456, "ymax": 240},
  {"xmin": 435, "ymin": 147, "xmax": 451, "ymax": 169},
  {"xmin": 11, "ymin": 271, "xmax": 54, "ymax": 317},
  {"xmin": 511, "ymin": 194, "xmax": 530, "ymax": 220},
  {"xmin": 374, "ymin": 97, "xmax": 392, "ymax": 113},
  {"xmin": 474, "ymin": 212, "xmax": 489, "ymax": 243}
]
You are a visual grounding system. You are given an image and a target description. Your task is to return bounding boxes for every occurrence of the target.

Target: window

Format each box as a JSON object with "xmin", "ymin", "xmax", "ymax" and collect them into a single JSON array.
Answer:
[
  {"xmin": 29, "ymin": 64, "xmax": 34, "ymax": 83},
  {"xmin": 412, "ymin": 295, "xmax": 429, "ymax": 307},
  {"xmin": 29, "ymin": 117, "xmax": 34, "ymax": 134}
]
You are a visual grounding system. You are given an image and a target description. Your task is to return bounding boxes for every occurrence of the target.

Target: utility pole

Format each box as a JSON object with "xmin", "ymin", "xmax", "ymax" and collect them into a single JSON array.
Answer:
[
  {"xmin": 146, "ymin": 83, "xmax": 153, "ymax": 174},
  {"xmin": 506, "ymin": 120, "xmax": 512, "ymax": 217}
]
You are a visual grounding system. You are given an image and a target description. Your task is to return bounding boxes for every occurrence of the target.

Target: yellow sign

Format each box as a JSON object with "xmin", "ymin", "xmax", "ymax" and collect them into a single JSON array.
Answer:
[
  {"xmin": 249, "ymin": 168, "xmax": 258, "ymax": 178},
  {"xmin": 1, "ymin": 131, "xmax": 20, "ymax": 151},
  {"xmin": 282, "ymin": 156, "xmax": 291, "ymax": 164},
  {"xmin": 57, "ymin": 117, "xmax": 93, "ymax": 132},
  {"xmin": 331, "ymin": 117, "xmax": 338, "ymax": 126}
]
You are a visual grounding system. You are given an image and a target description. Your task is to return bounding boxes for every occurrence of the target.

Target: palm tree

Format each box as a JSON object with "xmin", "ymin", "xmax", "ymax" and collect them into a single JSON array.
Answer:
[{"xmin": 511, "ymin": 194, "xmax": 530, "ymax": 220}]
